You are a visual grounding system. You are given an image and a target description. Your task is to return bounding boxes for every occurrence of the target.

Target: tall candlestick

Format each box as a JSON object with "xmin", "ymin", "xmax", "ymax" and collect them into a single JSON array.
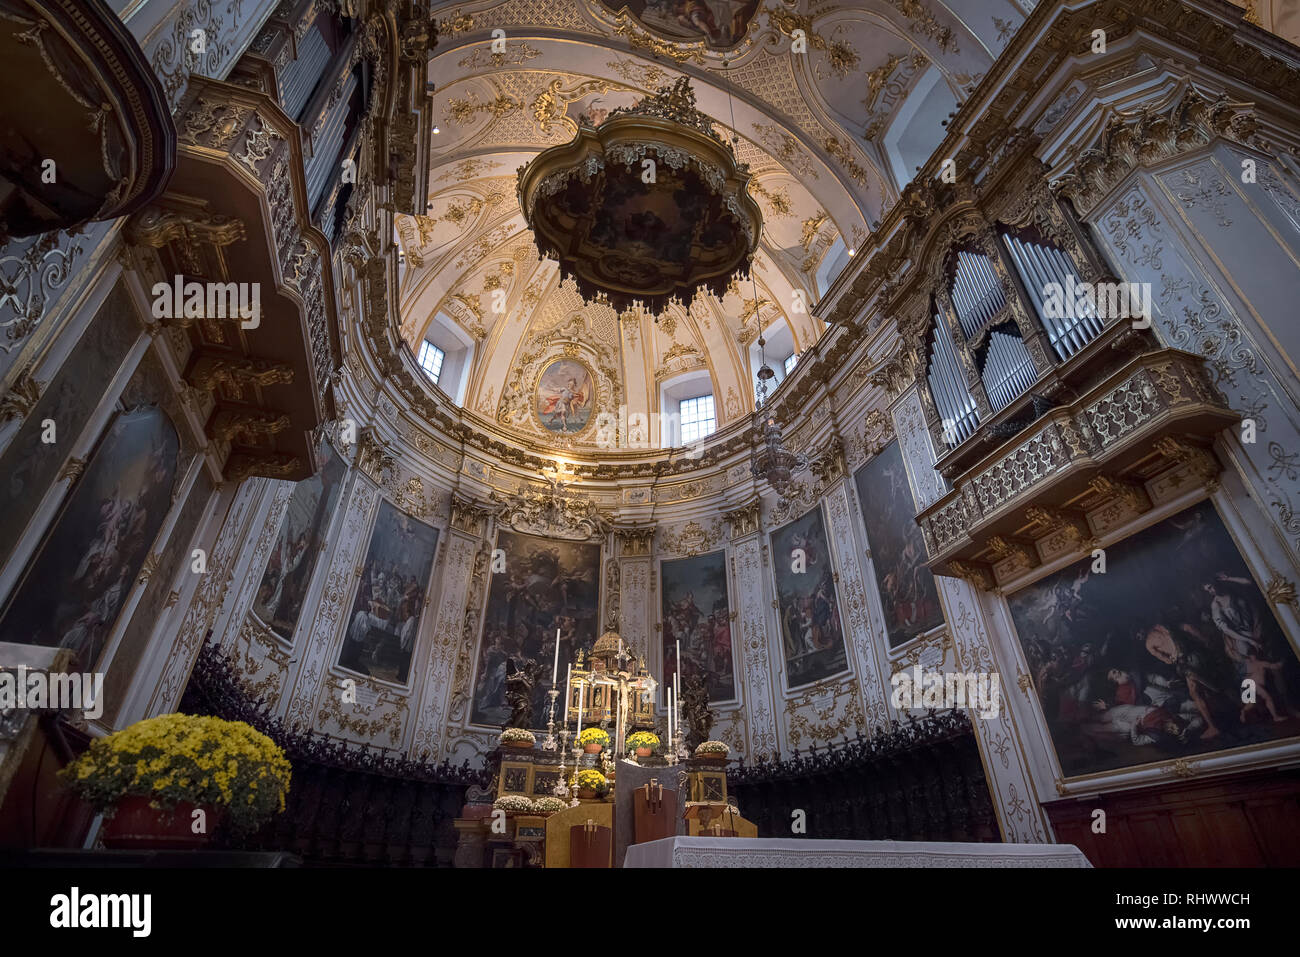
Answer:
[{"xmin": 552, "ymin": 627, "xmax": 561, "ymax": 685}]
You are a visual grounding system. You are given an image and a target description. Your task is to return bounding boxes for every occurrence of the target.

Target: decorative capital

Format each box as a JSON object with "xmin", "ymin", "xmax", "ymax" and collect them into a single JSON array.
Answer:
[
  {"xmin": 613, "ymin": 524, "xmax": 655, "ymax": 556},
  {"xmin": 0, "ymin": 366, "xmax": 43, "ymax": 423},
  {"xmin": 450, "ymin": 493, "xmax": 495, "ymax": 536},
  {"xmin": 723, "ymin": 498, "xmax": 762, "ymax": 538}
]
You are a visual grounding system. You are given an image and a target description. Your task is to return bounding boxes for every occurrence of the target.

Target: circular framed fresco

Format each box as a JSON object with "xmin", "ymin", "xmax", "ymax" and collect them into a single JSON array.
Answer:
[{"xmin": 533, "ymin": 357, "xmax": 597, "ymax": 436}]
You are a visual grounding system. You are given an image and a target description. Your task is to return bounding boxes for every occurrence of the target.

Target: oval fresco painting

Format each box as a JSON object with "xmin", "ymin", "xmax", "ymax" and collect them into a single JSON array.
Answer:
[{"xmin": 535, "ymin": 358, "xmax": 595, "ymax": 435}]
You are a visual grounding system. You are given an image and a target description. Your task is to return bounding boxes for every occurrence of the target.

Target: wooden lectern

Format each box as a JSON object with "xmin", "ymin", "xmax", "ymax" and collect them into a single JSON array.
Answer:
[
  {"xmin": 570, "ymin": 819, "xmax": 612, "ymax": 868},
  {"xmin": 633, "ymin": 780, "xmax": 677, "ymax": 844}
]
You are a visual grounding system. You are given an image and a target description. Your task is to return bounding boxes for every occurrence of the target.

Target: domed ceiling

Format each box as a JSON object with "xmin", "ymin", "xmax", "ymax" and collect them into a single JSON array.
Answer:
[{"xmin": 396, "ymin": 0, "xmax": 1028, "ymax": 452}]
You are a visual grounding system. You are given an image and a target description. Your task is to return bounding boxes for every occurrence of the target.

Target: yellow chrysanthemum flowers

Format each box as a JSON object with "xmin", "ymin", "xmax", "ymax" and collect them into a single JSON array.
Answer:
[{"xmin": 59, "ymin": 713, "xmax": 292, "ymax": 834}]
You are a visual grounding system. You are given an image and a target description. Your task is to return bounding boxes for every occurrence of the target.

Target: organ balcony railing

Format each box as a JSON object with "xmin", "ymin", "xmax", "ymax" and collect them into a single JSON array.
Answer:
[
  {"xmin": 899, "ymin": 173, "xmax": 1242, "ymax": 590},
  {"xmin": 916, "ymin": 346, "xmax": 1240, "ymax": 590}
]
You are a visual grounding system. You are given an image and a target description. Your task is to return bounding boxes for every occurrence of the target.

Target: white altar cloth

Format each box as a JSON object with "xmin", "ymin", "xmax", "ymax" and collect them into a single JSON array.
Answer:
[{"xmin": 623, "ymin": 837, "xmax": 1092, "ymax": 868}]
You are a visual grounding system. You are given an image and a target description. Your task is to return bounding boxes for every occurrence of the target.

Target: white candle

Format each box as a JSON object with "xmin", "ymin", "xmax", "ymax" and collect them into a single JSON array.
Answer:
[
  {"xmin": 552, "ymin": 627, "xmax": 561, "ymax": 685},
  {"xmin": 563, "ymin": 663, "xmax": 572, "ymax": 731},
  {"xmin": 576, "ymin": 679, "xmax": 585, "ymax": 741},
  {"xmin": 666, "ymin": 688, "xmax": 673, "ymax": 745}
]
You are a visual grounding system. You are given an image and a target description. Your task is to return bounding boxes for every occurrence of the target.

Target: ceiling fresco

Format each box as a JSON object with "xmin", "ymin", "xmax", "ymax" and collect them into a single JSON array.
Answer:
[{"xmin": 396, "ymin": 0, "xmax": 1031, "ymax": 451}]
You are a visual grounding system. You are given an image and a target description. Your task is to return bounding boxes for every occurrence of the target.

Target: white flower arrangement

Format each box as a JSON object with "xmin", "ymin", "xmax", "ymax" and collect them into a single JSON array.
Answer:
[
  {"xmin": 499, "ymin": 728, "xmax": 536, "ymax": 745},
  {"xmin": 493, "ymin": 794, "xmax": 536, "ymax": 813},
  {"xmin": 532, "ymin": 797, "xmax": 568, "ymax": 814},
  {"xmin": 695, "ymin": 740, "xmax": 729, "ymax": 755}
]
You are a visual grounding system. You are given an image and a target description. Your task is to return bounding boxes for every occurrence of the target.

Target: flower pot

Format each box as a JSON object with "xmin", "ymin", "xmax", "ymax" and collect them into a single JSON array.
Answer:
[
  {"xmin": 634, "ymin": 747, "xmax": 652, "ymax": 758},
  {"xmin": 577, "ymin": 788, "xmax": 598, "ymax": 800},
  {"xmin": 583, "ymin": 742, "xmax": 603, "ymax": 754},
  {"xmin": 101, "ymin": 795, "xmax": 219, "ymax": 850},
  {"xmin": 696, "ymin": 752, "xmax": 727, "ymax": 763},
  {"xmin": 503, "ymin": 739, "xmax": 533, "ymax": 749}
]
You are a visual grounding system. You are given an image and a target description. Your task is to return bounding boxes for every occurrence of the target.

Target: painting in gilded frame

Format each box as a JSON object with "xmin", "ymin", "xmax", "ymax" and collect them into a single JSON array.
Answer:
[
  {"xmin": 661, "ymin": 550, "xmax": 735, "ymax": 703},
  {"xmin": 852, "ymin": 441, "xmax": 944, "ymax": 648},
  {"xmin": 534, "ymin": 357, "xmax": 595, "ymax": 436},
  {"xmin": 596, "ymin": 0, "xmax": 760, "ymax": 49},
  {"xmin": 253, "ymin": 441, "xmax": 347, "ymax": 640},
  {"xmin": 771, "ymin": 505, "xmax": 849, "ymax": 688},
  {"xmin": 1007, "ymin": 500, "xmax": 1300, "ymax": 778},
  {"xmin": 337, "ymin": 501, "xmax": 440, "ymax": 684},
  {"xmin": 0, "ymin": 406, "xmax": 179, "ymax": 670},
  {"xmin": 472, "ymin": 529, "xmax": 602, "ymax": 727}
]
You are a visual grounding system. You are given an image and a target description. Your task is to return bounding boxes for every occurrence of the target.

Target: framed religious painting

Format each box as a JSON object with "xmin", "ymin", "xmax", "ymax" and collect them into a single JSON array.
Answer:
[
  {"xmin": 533, "ymin": 357, "xmax": 596, "ymax": 437},
  {"xmin": 471, "ymin": 529, "xmax": 602, "ymax": 727},
  {"xmin": 336, "ymin": 501, "xmax": 440, "ymax": 685},
  {"xmin": 769, "ymin": 504, "xmax": 850, "ymax": 689},
  {"xmin": 594, "ymin": 0, "xmax": 761, "ymax": 50},
  {"xmin": 1006, "ymin": 499, "xmax": 1300, "ymax": 780},
  {"xmin": 253, "ymin": 440, "xmax": 347, "ymax": 641},
  {"xmin": 852, "ymin": 441, "xmax": 945, "ymax": 648},
  {"xmin": 0, "ymin": 406, "xmax": 180, "ymax": 671},
  {"xmin": 661, "ymin": 549, "xmax": 736, "ymax": 703}
]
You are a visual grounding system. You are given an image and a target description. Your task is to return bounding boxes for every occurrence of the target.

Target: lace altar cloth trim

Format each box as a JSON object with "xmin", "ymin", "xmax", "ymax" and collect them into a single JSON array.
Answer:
[{"xmin": 622, "ymin": 837, "xmax": 1092, "ymax": 868}]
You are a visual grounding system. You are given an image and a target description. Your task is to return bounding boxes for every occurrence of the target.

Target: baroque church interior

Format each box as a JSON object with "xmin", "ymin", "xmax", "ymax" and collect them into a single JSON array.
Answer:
[{"xmin": 3, "ymin": 0, "xmax": 1300, "ymax": 881}]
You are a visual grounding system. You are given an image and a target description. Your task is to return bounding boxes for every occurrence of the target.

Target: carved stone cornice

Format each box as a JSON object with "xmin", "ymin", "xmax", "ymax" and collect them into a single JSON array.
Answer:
[
  {"xmin": 723, "ymin": 499, "xmax": 761, "ymax": 538},
  {"xmin": 1050, "ymin": 83, "xmax": 1258, "ymax": 215}
]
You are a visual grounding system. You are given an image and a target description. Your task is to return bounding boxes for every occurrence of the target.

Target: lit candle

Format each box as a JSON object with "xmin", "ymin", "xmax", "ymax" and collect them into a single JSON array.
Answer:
[
  {"xmin": 552, "ymin": 627, "xmax": 561, "ymax": 685},
  {"xmin": 576, "ymin": 679, "xmax": 585, "ymax": 741}
]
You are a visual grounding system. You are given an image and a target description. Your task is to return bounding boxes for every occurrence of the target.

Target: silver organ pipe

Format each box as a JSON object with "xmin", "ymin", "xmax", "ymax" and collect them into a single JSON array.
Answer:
[
  {"xmin": 1047, "ymin": 244, "xmax": 1104, "ymax": 342},
  {"xmin": 1024, "ymin": 239, "xmax": 1086, "ymax": 356},
  {"xmin": 982, "ymin": 330, "xmax": 1038, "ymax": 412},
  {"xmin": 280, "ymin": 27, "xmax": 331, "ymax": 123},
  {"xmin": 927, "ymin": 313, "xmax": 979, "ymax": 447},
  {"xmin": 1004, "ymin": 234, "xmax": 1105, "ymax": 361},
  {"xmin": 952, "ymin": 251, "xmax": 1006, "ymax": 340}
]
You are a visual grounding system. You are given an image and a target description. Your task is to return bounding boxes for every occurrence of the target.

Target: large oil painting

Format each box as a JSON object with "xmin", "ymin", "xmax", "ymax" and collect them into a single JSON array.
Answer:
[
  {"xmin": 534, "ymin": 358, "xmax": 595, "ymax": 436},
  {"xmin": 853, "ymin": 441, "xmax": 945, "ymax": 648},
  {"xmin": 337, "ymin": 501, "xmax": 439, "ymax": 684},
  {"xmin": 771, "ymin": 505, "xmax": 848, "ymax": 688},
  {"xmin": 472, "ymin": 530, "xmax": 602, "ymax": 727},
  {"xmin": 253, "ymin": 442, "xmax": 347, "ymax": 640},
  {"xmin": 1008, "ymin": 500, "xmax": 1300, "ymax": 777},
  {"xmin": 662, "ymin": 550, "xmax": 735, "ymax": 703},
  {"xmin": 598, "ymin": 0, "xmax": 760, "ymax": 48},
  {"xmin": 0, "ymin": 406, "xmax": 179, "ymax": 670}
]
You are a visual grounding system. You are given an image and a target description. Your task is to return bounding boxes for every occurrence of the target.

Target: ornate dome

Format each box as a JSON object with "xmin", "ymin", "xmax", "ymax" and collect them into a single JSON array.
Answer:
[{"xmin": 394, "ymin": 0, "xmax": 1004, "ymax": 453}]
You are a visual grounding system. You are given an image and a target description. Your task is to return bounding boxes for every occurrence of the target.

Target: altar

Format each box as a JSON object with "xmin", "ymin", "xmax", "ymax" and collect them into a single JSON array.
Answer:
[{"xmin": 623, "ymin": 837, "xmax": 1093, "ymax": 868}]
